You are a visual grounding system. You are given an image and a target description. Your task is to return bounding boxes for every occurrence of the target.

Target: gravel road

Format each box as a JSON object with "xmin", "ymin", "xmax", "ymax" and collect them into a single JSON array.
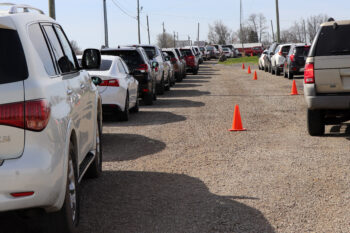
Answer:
[{"xmin": 3, "ymin": 60, "xmax": 350, "ymax": 232}]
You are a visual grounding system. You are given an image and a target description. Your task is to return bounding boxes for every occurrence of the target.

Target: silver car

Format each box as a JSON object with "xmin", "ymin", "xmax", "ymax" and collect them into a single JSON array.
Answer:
[{"xmin": 0, "ymin": 4, "xmax": 102, "ymax": 232}]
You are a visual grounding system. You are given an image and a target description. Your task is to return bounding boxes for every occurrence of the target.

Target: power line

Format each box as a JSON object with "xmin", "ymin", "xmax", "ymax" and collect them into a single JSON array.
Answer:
[{"xmin": 111, "ymin": 0, "xmax": 137, "ymax": 20}]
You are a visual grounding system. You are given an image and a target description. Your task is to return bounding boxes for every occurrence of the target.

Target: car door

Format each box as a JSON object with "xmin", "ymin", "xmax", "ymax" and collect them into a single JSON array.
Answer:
[{"xmin": 42, "ymin": 24, "xmax": 93, "ymax": 164}]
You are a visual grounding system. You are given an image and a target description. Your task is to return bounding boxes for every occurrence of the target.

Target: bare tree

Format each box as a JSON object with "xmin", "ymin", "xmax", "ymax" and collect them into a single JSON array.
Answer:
[
  {"xmin": 70, "ymin": 40, "xmax": 82, "ymax": 55},
  {"xmin": 247, "ymin": 13, "xmax": 267, "ymax": 43},
  {"xmin": 258, "ymin": 13, "xmax": 268, "ymax": 43},
  {"xmin": 306, "ymin": 14, "xmax": 328, "ymax": 42},
  {"xmin": 157, "ymin": 32, "xmax": 174, "ymax": 48},
  {"xmin": 208, "ymin": 20, "xmax": 231, "ymax": 44}
]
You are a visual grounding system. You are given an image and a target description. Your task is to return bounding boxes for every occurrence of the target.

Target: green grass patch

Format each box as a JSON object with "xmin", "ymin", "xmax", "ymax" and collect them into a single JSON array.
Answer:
[{"xmin": 219, "ymin": 56, "xmax": 259, "ymax": 65}]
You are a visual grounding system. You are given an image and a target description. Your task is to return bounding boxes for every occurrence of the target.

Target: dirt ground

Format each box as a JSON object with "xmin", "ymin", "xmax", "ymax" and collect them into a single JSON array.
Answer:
[{"xmin": 3, "ymin": 60, "xmax": 350, "ymax": 232}]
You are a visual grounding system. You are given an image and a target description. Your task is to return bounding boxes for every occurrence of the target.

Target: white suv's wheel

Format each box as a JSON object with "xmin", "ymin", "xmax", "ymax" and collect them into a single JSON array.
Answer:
[{"xmin": 47, "ymin": 143, "xmax": 79, "ymax": 233}]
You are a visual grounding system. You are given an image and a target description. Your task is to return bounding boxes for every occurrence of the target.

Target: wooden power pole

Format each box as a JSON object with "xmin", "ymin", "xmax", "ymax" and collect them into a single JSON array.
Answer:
[
  {"xmin": 275, "ymin": 0, "xmax": 280, "ymax": 43},
  {"xmin": 147, "ymin": 15, "xmax": 150, "ymax": 44},
  {"xmin": 48, "ymin": 0, "xmax": 55, "ymax": 19}
]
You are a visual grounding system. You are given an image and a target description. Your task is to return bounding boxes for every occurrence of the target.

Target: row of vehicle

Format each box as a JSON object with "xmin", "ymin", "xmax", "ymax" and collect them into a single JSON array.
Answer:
[
  {"xmin": 258, "ymin": 19, "xmax": 350, "ymax": 137},
  {"xmin": 0, "ymin": 4, "xmax": 208, "ymax": 233}
]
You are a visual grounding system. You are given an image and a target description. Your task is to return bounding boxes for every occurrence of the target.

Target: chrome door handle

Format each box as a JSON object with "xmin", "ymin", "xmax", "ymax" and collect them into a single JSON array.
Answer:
[{"xmin": 67, "ymin": 89, "xmax": 73, "ymax": 95}]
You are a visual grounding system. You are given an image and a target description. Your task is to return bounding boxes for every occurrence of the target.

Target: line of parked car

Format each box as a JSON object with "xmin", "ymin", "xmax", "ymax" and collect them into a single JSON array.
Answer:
[
  {"xmin": 0, "ymin": 4, "xmax": 220, "ymax": 232},
  {"xmin": 258, "ymin": 18, "xmax": 350, "ymax": 137}
]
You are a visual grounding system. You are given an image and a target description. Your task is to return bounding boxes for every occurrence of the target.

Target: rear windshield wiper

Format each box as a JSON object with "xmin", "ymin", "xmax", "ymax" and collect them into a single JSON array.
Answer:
[{"xmin": 330, "ymin": 49, "xmax": 350, "ymax": 55}]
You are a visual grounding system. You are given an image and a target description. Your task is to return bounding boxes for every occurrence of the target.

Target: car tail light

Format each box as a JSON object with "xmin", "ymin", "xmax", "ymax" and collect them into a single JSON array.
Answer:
[
  {"xmin": 278, "ymin": 51, "xmax": 282, "ymax": 56},
  {"xmin": 290, "ymin": 54, "xmax": 295, "ymax": 62},
  {"xmin": 304, "ymin": 63, "xmax": 315, "ymax": 84},
  {"xmin": 137, "ymin": 64, "xmax": 148, "ymax": 73},
  {"xmin": 0, "ymin": 102, "xmax": 24, "ymax": 129},
  {"xmin": 155, "ymin": 67, "xmax": 159, "ymax": 72},
  {"xmin": 25, "ymin": 100, "xmax": 51, "ymax": 131},
  {"xmin": 100, "ymin": 79, "xmax": 120, "ymax": 87},
  {"xmin": 0, "ymin": 99, "xmax": 50, "ymax": 131},
  {"xmin": 11, "ymin": 191, "xmax": 34, "ymax": 198}
]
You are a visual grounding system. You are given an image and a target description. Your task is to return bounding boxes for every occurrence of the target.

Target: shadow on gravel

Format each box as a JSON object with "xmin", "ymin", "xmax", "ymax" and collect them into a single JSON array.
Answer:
[
  {"xmin": 144, "ymin": 99, "xmax": 205, "ymax": 108},
  {"xmin": 165, "ymin": 89, "xmax": 211, "ymax": 98},
  {"xmin": 173, "ymin": 83, "xmax": 202, "ymax": 88},
  {"xmin": 103, "ymin": 111, "xmax": 186, "ymax": 126},
  {"xmin": 182, "ymin": 79, "xmax": 209, "ymax": 84},
  {"xmin": 103, "ymin": 134, "xmax": 166, "ymax": 162},
  {"xmin": 79, "ymin": 171, "xmax": 275, "ymax": 233},
  {"xmin": 194, "ymin": 72, "xmax": 217, "ymax": 76},
  {"xmin": 186, "ymin": 75, "xmax": 212, "ymax": 80}
]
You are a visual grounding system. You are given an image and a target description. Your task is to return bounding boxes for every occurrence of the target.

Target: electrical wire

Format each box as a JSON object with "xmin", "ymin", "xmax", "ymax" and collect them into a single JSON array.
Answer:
[{"xmin": 110, "ymin": 0, "xmax": 137, "ymax": 20}]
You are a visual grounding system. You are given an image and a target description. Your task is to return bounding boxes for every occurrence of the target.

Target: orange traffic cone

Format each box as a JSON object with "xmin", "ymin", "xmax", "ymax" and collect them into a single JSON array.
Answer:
[
  {"xmin": 242, "ymin": 63, "xmax": 245, "ymax": 69},
  {"xmin": 253, "ymin": 71, "xmax": 258, "ymax": 80},
  {"xmin": 229, "ymin": 105, "xmax": 246, "ymax": 131},
  {"xmin": 290, "ymin": 80, "xmax": 298, "ymax": 95},
  {"xmin": 247, "ymin": 66, "xmax": 251, "ymax": 74}
]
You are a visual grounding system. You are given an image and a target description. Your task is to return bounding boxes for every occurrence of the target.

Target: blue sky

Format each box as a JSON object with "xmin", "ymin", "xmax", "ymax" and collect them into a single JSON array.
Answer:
[{"xmin": 10, "ymin": 0, "xmax": 349, "ymax": 49}]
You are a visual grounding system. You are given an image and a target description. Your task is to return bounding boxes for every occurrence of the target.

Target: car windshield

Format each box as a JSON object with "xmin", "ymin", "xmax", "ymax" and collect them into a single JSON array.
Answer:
[
  {"xmin": 0, "ymin": 29, "xmax": 28, "ymax": 84},
  {"xmin": 206, "ymin": 46, "xmax": 214, "ymax": 51},
  {"xmin": 141, "ymin": 46, "xmax": 157, "ymax": 60},
  {"xmin": 180, "ymin": 49, "xmax": 193, "ymax": 56},
  {"xmin": 101, "ymin": 50, "xmax": 143, "ymax": 70},
  {"xmin": 314, "ymin": 25, "xmax": 350, "ymax": 56}
]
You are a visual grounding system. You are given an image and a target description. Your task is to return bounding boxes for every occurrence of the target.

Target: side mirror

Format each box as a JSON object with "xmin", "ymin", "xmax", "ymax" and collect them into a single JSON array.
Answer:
[
  {"xmin": 152, "ymin": 61, "xmax": 159, "ymax": 69},
  {"xmin": 82, "ymin": 49, "xmax": 101, "ymax": 69},
  {"xmin": 91, "ymin": 76, "xmax": 102, "ymax": 86}
]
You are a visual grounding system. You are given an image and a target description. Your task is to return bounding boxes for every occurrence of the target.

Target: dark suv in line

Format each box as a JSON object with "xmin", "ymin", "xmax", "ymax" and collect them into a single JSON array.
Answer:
[
  {"xmin": 101, "ymin": 47, "xmax": 157, "ymax": 105},
  {"xmin": 283, "ymin": 44, "xmax": 310, "ymax": 79}
]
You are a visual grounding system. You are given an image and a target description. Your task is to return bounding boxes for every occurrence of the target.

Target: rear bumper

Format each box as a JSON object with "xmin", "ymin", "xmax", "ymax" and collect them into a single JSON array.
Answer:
[
  {"xmin": 0, "ymin": 143, "xmax": 66, "ymax": 212},
  {"xmin": 304, "ymin": 84, "xmax": 350, "ymax": 109},
  {"xmin": 100, "ymin": 87, "xmax": 125, "ymax": 111}
]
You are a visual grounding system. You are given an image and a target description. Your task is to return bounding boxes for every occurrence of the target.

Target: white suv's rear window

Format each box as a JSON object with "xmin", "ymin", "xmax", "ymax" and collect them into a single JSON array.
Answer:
[
  {"xmin": 0, "ymin": 29, "xmax": 28, "ymax": 84},
  {"xmin": 315, "ymin": 25, "xmax": 350, "ymax": 56}
]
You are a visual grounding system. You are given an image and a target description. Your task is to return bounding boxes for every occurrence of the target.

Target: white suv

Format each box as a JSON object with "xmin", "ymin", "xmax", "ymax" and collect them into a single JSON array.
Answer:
[{"xmin": 0, "ymin": 4, "xmax": 103, "ymax": 232}]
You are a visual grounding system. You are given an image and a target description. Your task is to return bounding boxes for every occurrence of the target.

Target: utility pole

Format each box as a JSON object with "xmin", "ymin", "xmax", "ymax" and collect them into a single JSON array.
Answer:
[
  {"xmin": 275, "ymin": 0, "xmax": 280, "ymax": 43},
  {"xmin": 270, "ymin": 20, "xmax": 275, "ymax": 42},
  {"xmin": 48, "ymin": 0, "xmax": 55, "ymax": 19},
  {"xmin": 162, "ymin": 22, "xmax": 165, "ymax": 48},
  {"xmin": 173, "ymin": 31, "xmax": 176, "ymax": 48},
  {"xmin": 177, "ymin": 32, "xmax": 179, "ymax": 41},
  {"xmin": 146, "ymin": 15, "xmax": 150, "ymax": 44},
  {"xmin": 103, "ymin": 0, "xmax": 109, "ymax": 47},
  {"xmin": 197, "ymin": 22, "xmax": 200, "ymax": 46},
  {"xmin": 137, "ymin": 0, "xmax": 141, "ymax": 44},
  {"xmin": 188, "ymin": 35, "xmax": 191, "ymax": 46},
  {"xmin": 240, "ymin": 0, "xmax": 244, "ymax": 54},
  {"xmin": 303, "ymin": 19, "xmax": 307, "ymax": 43}
]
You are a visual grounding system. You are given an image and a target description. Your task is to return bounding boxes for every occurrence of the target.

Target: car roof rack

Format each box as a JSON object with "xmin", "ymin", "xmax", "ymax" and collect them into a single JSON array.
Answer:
[{"xmin": 0, "ymin": 3, "xmax": 44, "ymax": 15}]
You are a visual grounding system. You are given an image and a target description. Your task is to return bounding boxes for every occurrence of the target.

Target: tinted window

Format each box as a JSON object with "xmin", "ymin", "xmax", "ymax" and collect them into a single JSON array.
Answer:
[
  {"xmin": 54, "ymin": 25, "xmax": 78, "ymax": 72},
  {"xmin": 0, "ymin": 29, "xmax": 28, "ymax": 84},
  {"xmin": 282, "ymin": 46, "xmax": 291, "ymax": 53},
  {"xmin": 180, "ymin": 49, "xmax": 193, "ymax": 56},
  {"xmin": 43, "ymin": 25, "xmax": 75, "ymax": 74},
  {"xmin": 164, "ymin": 51, "xmax": 175, "ymax": 58},
  {"xmin": 102, "ymin": 50, "xmax": 144, "ymax": 70},
  {"xmin": 28, "ymin": 24, "xmax": 56, "ymax": 76},
  {"xmin": 295, "ymin": 46, "xmax": 310, "ymax": 56},
  {"xmin": 315, "ymin": 25, "xmax": 350, "ymax": 56},
  {"xmin": 92, "ymin": 59, "xmax": 112, "ymax": 71},
  {"xmin": 175, "ymin": 49, "xmax": 181, "ymax": 57},
  {"xmin": 142, "ymin": 46, "xmax": 157, "ymax": 60}
]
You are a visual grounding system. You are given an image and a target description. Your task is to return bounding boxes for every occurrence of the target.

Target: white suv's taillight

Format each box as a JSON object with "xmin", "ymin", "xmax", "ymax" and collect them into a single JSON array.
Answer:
[
  {"xmin": 304, "ymin": 63, "xmax": 315, "ymax": 84},
  {"xmin": 0, "ymin": 99, "xmax": 50, "ymax": 131}
]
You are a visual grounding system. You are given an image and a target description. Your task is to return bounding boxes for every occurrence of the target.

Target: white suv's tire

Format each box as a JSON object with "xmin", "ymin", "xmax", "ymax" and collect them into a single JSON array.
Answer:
[
  {"xmin": 307, "ymin": 109, "xmax": 325, "ymax": 136},
  {"xmin": 46, "ymin": 143, "xmax": 79, "ymax": 233}
]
